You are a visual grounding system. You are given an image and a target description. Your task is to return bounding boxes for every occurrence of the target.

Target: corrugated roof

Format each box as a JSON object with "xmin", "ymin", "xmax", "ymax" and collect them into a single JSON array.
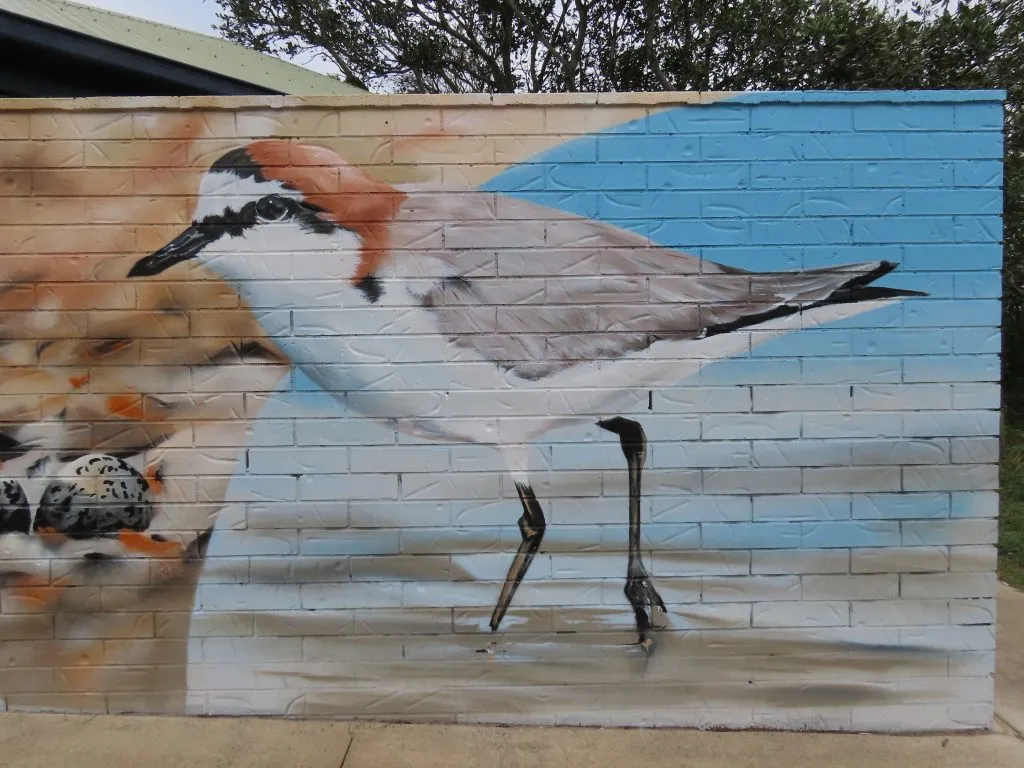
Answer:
[{"xmin": 0, "ymin": 0, "xmax": 364, "ymax": 95}]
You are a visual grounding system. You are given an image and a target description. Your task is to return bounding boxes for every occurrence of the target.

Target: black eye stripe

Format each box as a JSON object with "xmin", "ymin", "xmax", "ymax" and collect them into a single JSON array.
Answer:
[
  {"xmin": 198, "ymin": 201, "xmax": 258, "ymax": 237},
  {"xmin": 197, "ymin": 196, "xmax": 339, "ymax": 238}
]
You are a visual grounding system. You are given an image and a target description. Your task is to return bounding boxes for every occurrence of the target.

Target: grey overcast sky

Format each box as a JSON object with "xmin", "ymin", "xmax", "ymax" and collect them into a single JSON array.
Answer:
[
  {"xmin": 79, "ymin": 0, "xmax": 221, "ymax": 35},
  {"xmin": 77, "ymin": 0, "xmax": 336, "ymax": 73}
]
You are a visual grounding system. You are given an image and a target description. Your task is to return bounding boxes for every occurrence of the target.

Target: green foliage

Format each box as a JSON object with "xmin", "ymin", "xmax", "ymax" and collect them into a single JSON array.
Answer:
[
  {"xmin": 216, "ymin": 0, "xmax": 1020, "ymax": 413},
  {"xmin": 1001, "ymin": 425, "xmax": 1024, "ymax": 588}
]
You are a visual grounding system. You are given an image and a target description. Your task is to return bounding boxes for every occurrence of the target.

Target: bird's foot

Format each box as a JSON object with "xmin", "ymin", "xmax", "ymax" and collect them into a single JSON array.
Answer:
[{"xmin": 625, "ymin": 570, "xmax": 667, "ymax": 651}]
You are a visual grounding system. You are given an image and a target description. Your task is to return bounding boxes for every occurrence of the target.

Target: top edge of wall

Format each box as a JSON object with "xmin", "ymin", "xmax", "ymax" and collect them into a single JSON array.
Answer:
[{"xmin": 0, "ymin": 89, "xmax": 1007, "ymax": 111}]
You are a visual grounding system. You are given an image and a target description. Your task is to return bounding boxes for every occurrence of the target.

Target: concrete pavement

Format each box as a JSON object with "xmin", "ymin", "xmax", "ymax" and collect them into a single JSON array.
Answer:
[
  {"xmin": 0, "ymin": 585, "xmax": 1021, "ymax": 768},
  {"xmin": 996, "ymin": 582, "xmax": 1024, "ymax": 738},
  {"xmin": 0, "ymin": 713, "xmax": 1021, "ymax": 768}
]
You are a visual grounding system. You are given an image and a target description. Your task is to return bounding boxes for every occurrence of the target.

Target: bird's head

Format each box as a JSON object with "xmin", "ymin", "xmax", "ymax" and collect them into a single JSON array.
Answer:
[{"xmin": 128, "ymin": 140, "xmax": 406, "ymax": 301}]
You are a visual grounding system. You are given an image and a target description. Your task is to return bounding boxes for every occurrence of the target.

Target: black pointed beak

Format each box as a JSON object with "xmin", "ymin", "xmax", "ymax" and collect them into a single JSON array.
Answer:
[{"xmin": 127, "ymin": 225, "xmax": 214, "ymax": 277}]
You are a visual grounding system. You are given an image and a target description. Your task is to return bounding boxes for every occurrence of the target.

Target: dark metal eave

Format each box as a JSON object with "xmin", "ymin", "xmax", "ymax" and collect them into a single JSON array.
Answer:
[{"xmin": 0, "ymin": 10, "xmax": 284, "ymax": 97}]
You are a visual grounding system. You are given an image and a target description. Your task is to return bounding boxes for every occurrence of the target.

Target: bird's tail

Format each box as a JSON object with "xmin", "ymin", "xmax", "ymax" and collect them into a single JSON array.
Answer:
[
  {"xmin": 703, "ymin": 260, "xmax": 926, "ymax": 337},
  {"xmin": 810, "ymin": 260, "xmax": 927, "ymax": 305}
]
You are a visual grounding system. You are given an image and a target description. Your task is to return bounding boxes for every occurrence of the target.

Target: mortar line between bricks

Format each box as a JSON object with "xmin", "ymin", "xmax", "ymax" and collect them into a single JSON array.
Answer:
[
  {"xmin": 338, "ymin": 733, "xmax": 355, "ymax": 768},
  {"xmin": 995, "ymin": 714, "xmax": 1024, "ymax": 742}
]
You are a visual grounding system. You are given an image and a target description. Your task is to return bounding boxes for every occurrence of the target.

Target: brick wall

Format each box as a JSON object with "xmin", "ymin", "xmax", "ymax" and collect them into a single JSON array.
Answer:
[{"xmin": 0, "ymin": 91, "xmax": 1004, "ymax": 730}]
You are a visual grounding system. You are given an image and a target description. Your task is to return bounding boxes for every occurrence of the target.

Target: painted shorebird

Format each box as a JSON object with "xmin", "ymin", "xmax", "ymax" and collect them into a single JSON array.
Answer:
[{"xmin": 128, "ymin": 140, "xmax": 926, "ymax": 647}]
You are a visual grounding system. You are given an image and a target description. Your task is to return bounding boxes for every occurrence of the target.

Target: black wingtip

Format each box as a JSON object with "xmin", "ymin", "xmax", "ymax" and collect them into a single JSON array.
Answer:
[
  {"xmin": 830, "ymin": 261, "xmax": 929, "ymax": 302},
  {"xmin": 700, "ymin": 259, "xmax": 928, "ymax": 340}
]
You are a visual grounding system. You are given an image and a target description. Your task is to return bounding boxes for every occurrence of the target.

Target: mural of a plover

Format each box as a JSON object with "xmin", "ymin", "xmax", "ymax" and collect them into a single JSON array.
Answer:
[{"xmin": 128, "ymin": 140, "xmax": 927, "ymax": 648}]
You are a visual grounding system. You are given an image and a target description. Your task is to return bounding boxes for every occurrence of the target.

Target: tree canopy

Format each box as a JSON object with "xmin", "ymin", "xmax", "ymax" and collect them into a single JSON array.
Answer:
[
  {"xmin": 216, "ymin": 0, "xmax": 1022, "ymax": 410},
  {"xmin": 214, "ymin": 1, "xmax": 1019, "ymax": 95}
]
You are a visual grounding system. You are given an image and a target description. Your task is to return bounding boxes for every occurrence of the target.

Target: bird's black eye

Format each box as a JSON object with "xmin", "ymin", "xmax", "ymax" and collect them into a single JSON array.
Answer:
[{"xmin": 255, "ymin": 195, "xmax": 291, "ymax": 222}]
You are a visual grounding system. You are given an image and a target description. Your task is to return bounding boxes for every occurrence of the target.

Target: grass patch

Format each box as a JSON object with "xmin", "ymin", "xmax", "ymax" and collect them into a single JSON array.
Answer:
[{"xmin": 1000, "ymin": 425, "xmax": 1024, "ymax": 589}]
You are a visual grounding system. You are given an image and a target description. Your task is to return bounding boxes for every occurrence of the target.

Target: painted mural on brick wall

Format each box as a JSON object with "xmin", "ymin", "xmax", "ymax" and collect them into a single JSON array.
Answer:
[{"xmin": 0, "ymin": 93, "xmax": 1003, "ymax": 730}]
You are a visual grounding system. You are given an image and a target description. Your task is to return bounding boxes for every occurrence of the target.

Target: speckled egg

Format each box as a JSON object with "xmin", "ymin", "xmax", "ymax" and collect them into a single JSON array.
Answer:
[{"xmin": 34, "ymin": 454, "xmax": 154, "ymax": 539}]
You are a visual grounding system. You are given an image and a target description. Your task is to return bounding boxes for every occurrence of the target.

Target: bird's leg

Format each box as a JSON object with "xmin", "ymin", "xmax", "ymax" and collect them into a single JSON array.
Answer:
[
  {"xmin": 598, "ymin": 417, "xmax": 666, "ymax": 650},
  {"xmin": 489, "ymin": 481, "xmax": 546, "ymax": 632}
]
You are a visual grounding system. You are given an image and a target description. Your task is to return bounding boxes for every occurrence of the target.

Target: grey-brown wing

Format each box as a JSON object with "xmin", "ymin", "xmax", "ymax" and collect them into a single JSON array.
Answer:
[
  {"xmin": 407, "ymin": 190, "xmax": 882, "ymax": 380},
  {"xmin": 423, "ymin": 271, "xmax": 736, "ymax": 381}
]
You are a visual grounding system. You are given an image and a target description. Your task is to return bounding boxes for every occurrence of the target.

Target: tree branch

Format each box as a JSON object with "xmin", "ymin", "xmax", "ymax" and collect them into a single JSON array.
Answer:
[
  {"xmin": 564, "ymin": 0, "xmax": 590, "ymax": 90},
  {"xmin": 410, "ymin": 0, "xmax": 504, "ymax": 88},
  {"xmin": 502, "ymin": 0, "xmax": 574, "ymax": 82},
  {"xmin": 534, "ymin": 0, "xmax": 571, "ymax": 91},
  {"xmin": 644, "ymin": 0, "xmax": 673, "ymax": 89},
  {"xmin": 500, "ymin": 1, "xmax": 515, "ymax": 91}
]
